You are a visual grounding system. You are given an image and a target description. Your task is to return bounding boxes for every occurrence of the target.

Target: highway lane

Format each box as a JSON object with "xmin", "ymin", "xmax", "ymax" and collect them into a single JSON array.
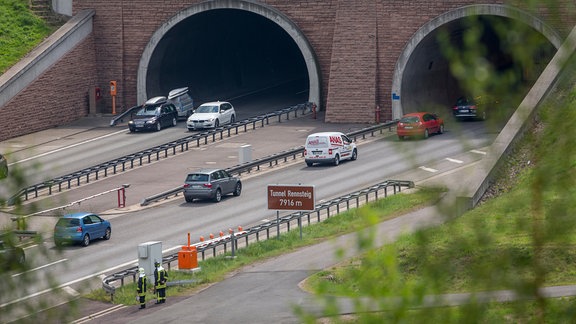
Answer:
[
  {"xmin": 1, "ymin": 118, "xmax": 497, "ymax": 308},
  {"xmin": 2, "ymin": 83, "xmax": 308, "ymax": 186}
]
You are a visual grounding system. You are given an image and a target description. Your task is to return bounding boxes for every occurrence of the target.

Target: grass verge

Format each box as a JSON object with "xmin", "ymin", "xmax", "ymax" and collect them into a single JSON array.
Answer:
[{"xmin": 0, "ymin": 0, "xmax": 55, "ymax": 74}]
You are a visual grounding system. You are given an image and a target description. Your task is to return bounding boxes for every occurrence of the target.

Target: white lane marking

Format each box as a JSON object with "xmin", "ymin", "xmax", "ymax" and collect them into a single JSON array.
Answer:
[
  {"xmin": 11, "ymin": 258, "xmax": 68, "ymax": 278},
  {"xmin": 446, "ymin": 158, "xmax": 464, "ymax": 164},
  {"xmin": 471, "ymin": 149, "xmax": 487, "ymax": 155},
  {"xmin": 10, "ymin": 130, "xmax": 127, "ymax": 165},
  {"xmin": 419, "ymin": 166, "xmax": 438, "ymax": 173}
]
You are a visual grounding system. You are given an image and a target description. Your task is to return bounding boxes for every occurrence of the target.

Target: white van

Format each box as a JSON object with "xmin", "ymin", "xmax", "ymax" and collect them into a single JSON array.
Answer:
[
  {"xmin": 304, "ymin": 132, "xmax": 357, "ymax": 166},
  {"xmin": 168, "ymin": 87, "xmax": 194, "ymax": 120}
]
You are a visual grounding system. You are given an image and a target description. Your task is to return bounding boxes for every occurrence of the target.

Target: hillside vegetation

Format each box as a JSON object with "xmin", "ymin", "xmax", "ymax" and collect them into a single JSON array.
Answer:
[{"xmin": 0, "ymin": 0, "xmax": 54, "ymax": 75}]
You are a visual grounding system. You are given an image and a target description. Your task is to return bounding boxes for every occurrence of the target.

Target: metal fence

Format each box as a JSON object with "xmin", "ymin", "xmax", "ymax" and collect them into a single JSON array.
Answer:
[{"xmin": 102, "ymin": 179, "xmax": 413, "ymax": 298}]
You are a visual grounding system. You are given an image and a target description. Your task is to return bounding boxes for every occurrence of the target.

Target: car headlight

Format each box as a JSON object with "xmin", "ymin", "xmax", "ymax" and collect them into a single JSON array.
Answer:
[
  {"xmin": 146, "ymin": 119, "xmax": 157, "ymax": 124},
  {"xmin": 128, "ymin": 121, "xmax": 134, "ymax": 125},
  {"xmin": 208, "ymin": 117, "xmax": 215, "ymax": 122}
]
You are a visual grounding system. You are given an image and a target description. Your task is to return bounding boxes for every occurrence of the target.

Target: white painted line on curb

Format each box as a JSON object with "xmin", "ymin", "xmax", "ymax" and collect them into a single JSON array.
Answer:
[
  {"xmin": 419, "ymin": 166, "xmax": 438, "ymax": 173},
  {"xmin": 62, "ymin": 286, "xmax": 80, "ymax": 297},
  {"xmin": 446, "ymin": 158, "xmax": 464, "ymax": 164},
  {"xmin": 71, "ymin": 304, "xmax": 128, "ymax": 324},
  {"xmin": 471, "ymin": 149, "xmax": 487, "ymax": 155}
]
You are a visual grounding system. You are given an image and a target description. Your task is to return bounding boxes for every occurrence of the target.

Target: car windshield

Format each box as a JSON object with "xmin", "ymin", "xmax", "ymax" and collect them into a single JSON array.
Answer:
[
  {"xmin": 307, "ymin": 137, "xmax": 329, "ymax": 148},
  {"xmin": 456, "ymin": 97, "xmax": 472, "ymax": 106},
  {"xmin": 136, "ymin": 106, "xmax": 159, "ymax": 116},
  {"xmin": 186, "ymin": 174, "xmax": 209, "ymax": 182},
  {"xmin": 56, "ymin": 218, "xmax": 80, "ymax": 227},
  {"xmin": 400, "ymin": 116, "xmax": 420, "ymax": 124},
  {"xmin": 196, "ymin": 105, "xmax": 218, "ymax": 114}
]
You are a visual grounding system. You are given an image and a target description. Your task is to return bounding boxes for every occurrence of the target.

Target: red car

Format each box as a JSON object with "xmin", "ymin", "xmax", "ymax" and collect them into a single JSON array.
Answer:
[{"xmin": 396, "ymin": 112, "xmax": 444, "ymax": 140}]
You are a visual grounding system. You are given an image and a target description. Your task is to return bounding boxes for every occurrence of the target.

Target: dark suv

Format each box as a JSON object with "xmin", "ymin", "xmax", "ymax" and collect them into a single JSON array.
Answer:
[
  {"xmin": 0, "ymin": 153, "xmax": 7, "ymax": 179},
  {"xmin": 128, "ymin": 96, "xmax": 179, "ymax": 132},
  {"xmin": 0, "ymin": 239, "xmax": 25, "ymax": 270},
  {"xmin": 183, "ymin": 168, "xmax": 242, "ymax": 203}
]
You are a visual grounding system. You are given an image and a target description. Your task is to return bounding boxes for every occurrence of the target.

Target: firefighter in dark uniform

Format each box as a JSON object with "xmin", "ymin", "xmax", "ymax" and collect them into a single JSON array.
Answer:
[
  {"xmin": 154, "ymin": 261, "xmax": 168, "ymax": 304},
  {"xmin": 137, "ymin": 267, "xmax": 147, "ymax": 309}
]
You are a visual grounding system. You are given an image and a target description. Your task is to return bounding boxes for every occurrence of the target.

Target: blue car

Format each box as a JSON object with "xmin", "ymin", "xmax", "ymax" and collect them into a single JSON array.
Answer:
[{"xmin": 53, "ymin": 212, "xmax": 111, "ymax": 247}]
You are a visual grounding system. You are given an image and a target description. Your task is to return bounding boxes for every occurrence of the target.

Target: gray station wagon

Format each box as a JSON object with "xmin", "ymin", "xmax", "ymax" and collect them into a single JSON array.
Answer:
[{"xmin": 183, "ymin": 168, "xmax": 242, "ymax": 203}]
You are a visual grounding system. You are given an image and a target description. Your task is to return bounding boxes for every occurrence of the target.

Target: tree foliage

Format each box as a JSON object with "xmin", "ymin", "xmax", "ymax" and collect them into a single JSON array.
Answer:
[{"xmin": 301, "ymin": 1, "xmax": 576, "ymax": 323}]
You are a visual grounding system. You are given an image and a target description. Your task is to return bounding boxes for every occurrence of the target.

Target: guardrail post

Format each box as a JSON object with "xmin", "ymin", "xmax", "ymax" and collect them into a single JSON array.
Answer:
[
  {"xmin": 230, "ymin": 229, "xmax": 236, "ymax": 258},
  {"xmin": 298, "ymin": 212, "xmax": 303, "ymax": 240}
]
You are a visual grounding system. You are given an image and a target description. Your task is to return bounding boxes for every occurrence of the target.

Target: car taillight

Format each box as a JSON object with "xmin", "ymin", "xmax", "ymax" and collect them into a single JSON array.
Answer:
[
  {"xmin": 328, "ymin": 148, "xmax": 333, "ymax": 155},
  {"xmin": 183, "ymin": 184, "xmax": 190, "ymax": 188},
  {"xmin": 304, "ymin": 149, "xmax": 307, "ymax": 156},
  {"xmin": 470, "ymin": 105, "xmax": 477, "ymax": 110},
  {"xmin": 76, "ymin": 227, "xmax": 83, "ymax": 233},
  {"xmin": 452, "ymin": 106, "xmax": 458, "ymax": 110},
  {"xmin": 203, "ymin": 183, "xmax": 212, "ymax": 188}
]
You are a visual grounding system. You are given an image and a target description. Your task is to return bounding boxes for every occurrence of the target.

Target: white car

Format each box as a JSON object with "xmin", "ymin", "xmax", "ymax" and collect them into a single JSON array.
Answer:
[
  {"xmin": 304, "ymin": 132, "xmax": 357, "ymax": 166},
  {"xmin": 186, "ymin": 101, "xmax": 236, "ymax": 131}
]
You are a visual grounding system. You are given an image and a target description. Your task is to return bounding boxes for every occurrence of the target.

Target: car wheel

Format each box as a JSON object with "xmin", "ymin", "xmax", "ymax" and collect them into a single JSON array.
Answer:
[
  {"xmin": 156, "ymin": 122, "xmax": 162, "ymax": 132},
  {"xmin": 172, "ymin": 117, "xmax": 177, "ymax": 127},
  {"xmin": 306, "ymin": 162, "xmax": 313, "ymax": 167},
  {"xmin": 82, "ymin": 234, "xmax": 90, "ymax": 247},
  {"xmin": 185, "ymin": 196, "xmax": 194, "ymax": 203},
  {"xmin": 351, "ymin": 149, "xmax": 358, "ymax": 161},
  {"xmin": 438, "ymin": 124, "xmax": 444, "ymax": 134},
  {"xmin": 233, "ymin": 182, "xmax": 242, "ymax": 196},
  {"xmin": 333, "ymin": 154, "xmax": 340, "ymax": 166},
  {"xmin": 103, "ymin": 227, "xmax": 111, "ymax": 240},
  {"xmin": 214, "ymin": 189, "xmax": 222, "ymax": 202},
  {"xmin": 424, "ymin": 129, "xmax": 429, "ymax": 139},
  {"xmin": 214, "ymin": 119, "xmax": 220, "ymax": 128},
  {"xmin": 230, "ymin": 115, "xmax": 235, "ymax": 123}
]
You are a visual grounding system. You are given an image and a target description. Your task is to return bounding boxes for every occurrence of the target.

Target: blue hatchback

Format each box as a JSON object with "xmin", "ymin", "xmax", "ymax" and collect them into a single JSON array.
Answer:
[{"xmin": 53, "ymin": 212, "xmax": 111, "ymax": 247}]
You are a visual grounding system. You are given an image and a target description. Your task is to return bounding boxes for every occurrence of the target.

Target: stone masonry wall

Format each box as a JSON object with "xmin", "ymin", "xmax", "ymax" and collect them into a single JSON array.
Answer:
[{"xmin": 0, "ymin": 35, "xmax": 97, "ymax": 142}]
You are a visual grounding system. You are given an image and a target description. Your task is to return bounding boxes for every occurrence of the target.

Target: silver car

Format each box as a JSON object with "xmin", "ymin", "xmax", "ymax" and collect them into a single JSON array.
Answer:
[
  {"xmin": 183, "ymin": 168, "xmax": 242, "ymax": 203},
  {"xmin": 168, "ymin": 87, "xmax": 194, "ymax": 120}
]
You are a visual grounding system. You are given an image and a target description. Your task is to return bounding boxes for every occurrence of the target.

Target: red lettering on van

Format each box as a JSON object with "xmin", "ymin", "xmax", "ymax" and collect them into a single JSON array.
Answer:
[{"xmin": 329, "ymin": 136, "xmax": 343, "ymax": 145}]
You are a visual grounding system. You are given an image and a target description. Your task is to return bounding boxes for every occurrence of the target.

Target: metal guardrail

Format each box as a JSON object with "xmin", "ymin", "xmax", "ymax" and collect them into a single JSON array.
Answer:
[
  {"xmin": 102, "ymin": 179, "xmax": 413, "ymax": 299},
  {"xmin": 109, "ymin": 105, "xmax": 141, "ymax": 126},
  {"xmin": 7, "ymin": 103, "xmax": 313, "ymax": 206},
  {"xmin": 140, "ymin": 119, "xmax": 398, "ymax": 206}
]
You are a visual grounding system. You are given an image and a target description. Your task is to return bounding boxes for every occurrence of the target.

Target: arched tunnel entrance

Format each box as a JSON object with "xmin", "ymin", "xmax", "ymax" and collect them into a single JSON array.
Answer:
[
  {"xmin": 393, "ymin": 5, "xmax": 561, "ymax": 122},
  {"xmin": 138, "ymin": 3, "xmax": 562, "ymax": 123},
  {"xmin": 138, "ymin": 1, "xmax": 318, "ymax": 113}
]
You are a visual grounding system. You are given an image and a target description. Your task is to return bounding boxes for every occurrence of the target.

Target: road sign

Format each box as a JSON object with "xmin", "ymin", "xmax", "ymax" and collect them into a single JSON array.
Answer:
[{"xmin": 267, "ymin": 184, "xmax": 315, "ymax": 211}]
